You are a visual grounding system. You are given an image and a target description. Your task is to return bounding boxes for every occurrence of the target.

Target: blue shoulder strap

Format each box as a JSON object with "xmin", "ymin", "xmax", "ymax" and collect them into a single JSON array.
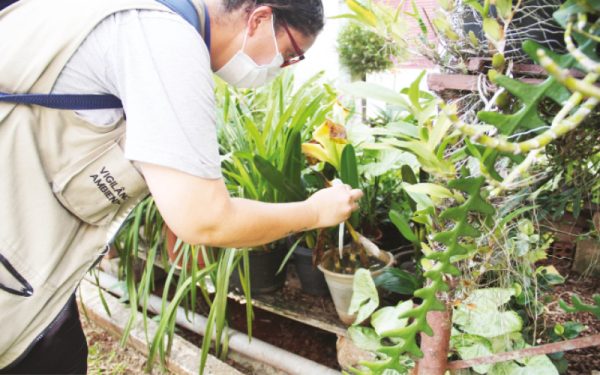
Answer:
[{"xmin": 0, "ymin": 0, "xmax": 210, "ymax": 110}]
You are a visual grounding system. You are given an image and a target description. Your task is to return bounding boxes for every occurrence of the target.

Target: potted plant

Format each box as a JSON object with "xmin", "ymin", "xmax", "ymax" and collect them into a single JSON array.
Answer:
[
  {"xmin": 253, "ymin": 128, "xmax": 331, "ymax": 296},
  {"xmin": 218, "ymin": 71, "xmax": 336, "ymax": 294},
  {"xmin": 302, "ymin": 119, "xmax": 396, "ymax": 324}
]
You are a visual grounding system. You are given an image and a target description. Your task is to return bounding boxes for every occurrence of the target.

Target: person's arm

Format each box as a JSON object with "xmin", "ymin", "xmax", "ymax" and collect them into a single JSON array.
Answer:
[{"xmin": 140, "ymin": 162, "xmax": 363, "ymax": 248}]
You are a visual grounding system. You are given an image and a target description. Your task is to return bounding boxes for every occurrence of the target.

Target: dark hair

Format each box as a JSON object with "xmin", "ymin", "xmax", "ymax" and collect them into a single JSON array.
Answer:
[{"xmin": 224, "ymin": 0, "xmax": 325, "ymax": 37}]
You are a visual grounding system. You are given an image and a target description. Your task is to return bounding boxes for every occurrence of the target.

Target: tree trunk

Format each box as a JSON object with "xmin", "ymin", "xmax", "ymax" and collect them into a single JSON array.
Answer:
[{"xmin": 416, "ymin": 307, "xmax": 452, "ymax": 375}]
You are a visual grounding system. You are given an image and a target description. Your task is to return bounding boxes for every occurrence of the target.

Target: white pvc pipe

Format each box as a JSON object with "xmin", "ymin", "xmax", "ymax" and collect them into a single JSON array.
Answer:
[{"xmin": 88, "ymin": 271, "xmax": 340, "ymax": 375}]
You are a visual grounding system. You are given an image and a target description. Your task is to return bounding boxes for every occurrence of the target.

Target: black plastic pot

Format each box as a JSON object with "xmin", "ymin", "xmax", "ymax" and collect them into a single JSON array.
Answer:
[
  {"xmin": 292, "ymin": 245, "xmax": 330, "ymax": 296},
  {"xmin": 230, "ymin": 246, "xmax": 287, "ymax": 295}
]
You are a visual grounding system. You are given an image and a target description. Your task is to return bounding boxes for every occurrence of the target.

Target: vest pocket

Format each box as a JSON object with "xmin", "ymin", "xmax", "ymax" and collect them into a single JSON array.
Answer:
[
  {"xmin": 52, "ymin": 143, "xmax": 147, "ymax": 226},
  {"xmin": 0, "ymin": 253, "xmax": 33, "ymax": 297}
]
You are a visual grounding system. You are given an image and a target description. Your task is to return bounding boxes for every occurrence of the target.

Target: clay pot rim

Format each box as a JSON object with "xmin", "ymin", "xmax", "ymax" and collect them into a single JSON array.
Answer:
[{"xmin": 317, "ymin": 249, "xmax": 394, "ymax": 279}]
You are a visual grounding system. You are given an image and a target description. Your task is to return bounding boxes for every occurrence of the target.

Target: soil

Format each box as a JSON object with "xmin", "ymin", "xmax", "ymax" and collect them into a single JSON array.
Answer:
[
  {"xmin": 547, "ymin": 255, "xmax": 600, "ymax": 375},
  {"xmin": 321, "ymin": 248, "xmax": 389, "ymax": 275},
  {"xmin": 230, "ymin": 297, "xmax": 340, "ymax": 369},
  {"xmin": 174, "ymin": 284, "xmax": 341, "ymax": 371},
  {"xmin": 81, "ymin": 313, "xmax": 165, "ymax": 375}
]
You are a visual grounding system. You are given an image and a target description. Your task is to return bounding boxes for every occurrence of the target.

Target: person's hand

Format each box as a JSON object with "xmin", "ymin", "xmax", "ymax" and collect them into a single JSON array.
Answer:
[{"xmin": 306, "ymin": 185, "xmax": 363, "ymax": 229}]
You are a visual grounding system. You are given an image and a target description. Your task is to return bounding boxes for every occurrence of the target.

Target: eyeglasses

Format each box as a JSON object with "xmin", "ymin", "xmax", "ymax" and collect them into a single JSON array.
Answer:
[{"xmin": 280, "ymin": 21, "xmax": 305, "ymax": 68}]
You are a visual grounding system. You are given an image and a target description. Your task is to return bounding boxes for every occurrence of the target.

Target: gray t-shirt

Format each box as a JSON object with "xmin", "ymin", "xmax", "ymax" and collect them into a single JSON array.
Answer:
[{"xmin": 53, "ymin": 9, "xmax": 222, "ymax": 180}]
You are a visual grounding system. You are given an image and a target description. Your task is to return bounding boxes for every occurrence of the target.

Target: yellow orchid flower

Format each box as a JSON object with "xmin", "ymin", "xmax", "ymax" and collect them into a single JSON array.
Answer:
[{"xmin": 302, "ymin": 120, "xmax": 349, "ymax": 170}]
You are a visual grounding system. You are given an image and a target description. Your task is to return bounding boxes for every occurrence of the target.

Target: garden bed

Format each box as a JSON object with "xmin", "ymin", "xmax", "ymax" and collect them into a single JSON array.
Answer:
[
  {"xmin": 550, "ymin": 256, "xmax": 600, "ymax": 374},
  {"xmin": 82, "ymin": 313, "xmax": 160, "ymax": 375},
  {"xmin": 100, "ymin": 243, "xmax": 600, "ymax": 374}
]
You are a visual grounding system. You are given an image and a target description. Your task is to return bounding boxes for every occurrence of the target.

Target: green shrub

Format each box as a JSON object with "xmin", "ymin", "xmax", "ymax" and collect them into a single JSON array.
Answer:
[{"xmin": 337, "ymin": 22, "xmax": 399, "ymax": 81}]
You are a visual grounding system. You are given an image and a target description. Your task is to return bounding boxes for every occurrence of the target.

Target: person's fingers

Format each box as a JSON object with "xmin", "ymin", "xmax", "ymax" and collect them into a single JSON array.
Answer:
[
  {"xmin": 350, "ymin": 189, "xmax": 364, "ymax": 201},
  {"xmin": 344, "ymin": 184, "xmax": 352, "ymax": 191},
  {"xmin": 351, "ymin": 202, "xmax": 360, "ymax": 212}
]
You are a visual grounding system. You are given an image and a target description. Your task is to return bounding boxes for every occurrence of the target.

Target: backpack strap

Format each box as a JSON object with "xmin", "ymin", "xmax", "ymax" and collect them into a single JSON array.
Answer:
[
  {"xmin": 0, "ymin": 0, "xmax": 210, "ymax": 110},
  {"xmin": 0, "ymin": 92, "xmax": 124, "ymax": 110}
]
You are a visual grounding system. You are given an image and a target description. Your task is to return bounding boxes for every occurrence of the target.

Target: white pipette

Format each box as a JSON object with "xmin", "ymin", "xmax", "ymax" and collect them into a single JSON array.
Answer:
[{"xmin": 332, "ymin": 179, "xmax": 345, "ymax": 260}]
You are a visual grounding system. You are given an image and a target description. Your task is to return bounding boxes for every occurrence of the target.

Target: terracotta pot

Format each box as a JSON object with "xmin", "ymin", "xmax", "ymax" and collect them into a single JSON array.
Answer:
[{"xmin": 164, "ymin": 225, "xmax": 205, "ymax": 269}]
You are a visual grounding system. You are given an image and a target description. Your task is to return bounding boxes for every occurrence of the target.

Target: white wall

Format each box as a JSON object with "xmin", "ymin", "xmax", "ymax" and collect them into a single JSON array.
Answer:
[{"xmin": 292, "ymin": 0, "xmax": 346, "ymax": 88}]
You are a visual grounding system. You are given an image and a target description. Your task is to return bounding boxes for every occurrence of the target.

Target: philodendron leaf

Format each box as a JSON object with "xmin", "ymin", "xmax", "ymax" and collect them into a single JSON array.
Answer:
[
  {"xmin": 489, "ymin": 355, "xmax": 558, "ymax": 375},
  {"xmin": 453, "ymin": 288, "xmax": 523, "ymax": 338},
  {"xmin": 451, "ymin": 334, "xmax": 494, "ymax": 374},
  {"xmin": 347, "ymin": 326, "xmax": 381, "ymax": 352},
  {"xmin": 463, "ymin": 288, "xmax": 516, "ymax": 310},
  {"xmin": 458, "ymin": 310, "xmax": 523, "ymax": 338},
  {"xmin": 374, "ymin": 267, "xmax": 420, "ymax": 295},
  {"xmin": 349, "ymin": 268, "xmax": 379, "ymax": 325},
  {"xmin": 371, "ymin": 300, "xmax": 413, "ymax": 337}
]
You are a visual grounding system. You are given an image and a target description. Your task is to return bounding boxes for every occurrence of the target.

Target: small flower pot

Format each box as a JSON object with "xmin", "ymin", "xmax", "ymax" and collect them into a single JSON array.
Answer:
[
  {"xmin": 230, "ymin": 245, "xmax": 288, "ymax": 295},
  {"xmin": 318, "ymin": 250, "xmax": 394, "ymax": 325},
  {"xmin": 293, "ymin": 245, "xmax": 330, "ymax": 296}
]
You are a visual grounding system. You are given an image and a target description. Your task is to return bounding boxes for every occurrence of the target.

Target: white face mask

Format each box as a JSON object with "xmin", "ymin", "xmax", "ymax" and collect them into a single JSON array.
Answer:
[{"xmin": 216, "ymin": 16, "xmax": 284, "ymax": 89}]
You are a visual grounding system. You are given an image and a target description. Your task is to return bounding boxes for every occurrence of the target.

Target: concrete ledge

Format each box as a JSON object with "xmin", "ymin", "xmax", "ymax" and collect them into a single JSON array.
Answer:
[{"xmin": 78, "ymin": 279, "xmax": 242, "ymax": 375}]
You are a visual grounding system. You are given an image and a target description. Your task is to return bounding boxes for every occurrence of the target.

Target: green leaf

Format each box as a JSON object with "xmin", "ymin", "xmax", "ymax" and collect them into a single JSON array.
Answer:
[
  {"xmin": 456, "ymin": 310, "xmax": 523, "ymax": 338},
  {"xmin": 341, "ymin": 145, "xmax": 360, "ymax": 227},
  {"xmin": 276, "ymin": 239, "xmax": 300, "ymax": 275},
  {"xmin": 483, "ymin": 18, "xmax": 502, "ymax": 42},
  {"xmin": 562, "ymin": 321, "xmax": 587, "ymax": 340},
  {"xmin": 402, "ymin": 182, "xmax": 455, "ymax": 201},
  {"xmin": 469, "ymin": 30, "xmax": 480, "ymax": 47},
  {"xmin": 379, "ymin": 121, "xmax": 420, "ymax": 139},
  {"xmin": 389, "ymin": 210, "xmax": 418, "ymax": 243},
  {"xmin": 401, "ymin": 165, "xmax": 418, "ymax": 184},
  {"xmin": 282, "ymin": 130, "xmax": 303, "ymax": 189},
  {"xmin": 348, "ymin": 326, "xmax": 381, "ymax": 352},
  {"xmin": 253, "ymin": 155, "xmax": 305, "ymax": 202},
  {"xmin": 340, "ymin": 81, "xmax": 409, "ymax": 109},
  {"xmin": 489, "ymin": 355, "xmax": 559, "ymax": 375},
  {"xmin": 374, "ymin": 267, "xmax": 420, "ymax": 294},
  {"xmin": 452, "ymin": 334, "xmax": 494, "ymax": 374},
  {"xmin": 463, "ymin": 0, "xmax": 484, "ymax": 14},
  {"xmin": 346, "ymin": 0, "xmax": 378, "ymax": 27},
  {"xmin": 408, "ymin": 71, "xmax": 426, "ymax": 111},
  {"xmin": 349, "ymin": 269, "xmax": 380, "ymax": 325},
  {"xmin": 495, "ymin": 0, "xmax": 512, "ymax": 19},
  {"xmin": 463, "ymin": 288, "xmax": 516, "ymax": 310},
  {"xmin": 453, "ymin": 288, "xmax": 523, "ymax": 338},
  {"xmin": 371, "ymin": 300, "xmax": 413, "ymax": 336},
  {"xmin": 341, "ymin": 145, "xmax": 359, "ymax": 189}
]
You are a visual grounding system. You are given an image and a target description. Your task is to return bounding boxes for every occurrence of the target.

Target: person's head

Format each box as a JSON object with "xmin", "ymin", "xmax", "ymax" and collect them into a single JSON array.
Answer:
[{"xmin": 212, "ymin": 0, "xmax": 325, "ymax": 88}]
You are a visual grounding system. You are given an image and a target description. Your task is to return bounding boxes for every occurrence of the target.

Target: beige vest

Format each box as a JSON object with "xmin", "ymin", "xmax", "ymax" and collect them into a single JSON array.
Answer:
[{"xmin": 0, "ymin": 0, "xmax": 207, "ymax": 367}]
